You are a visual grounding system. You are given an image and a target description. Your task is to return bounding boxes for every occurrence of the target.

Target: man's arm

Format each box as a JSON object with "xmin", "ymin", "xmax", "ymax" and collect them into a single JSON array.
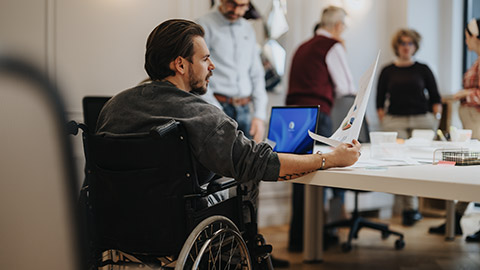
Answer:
[
  {"xmin": 247, "ymin": 25, "xmax": 267, "ymax": 142},
  {"xmin": 277, "ymin": 140, "xmax": 361, "ymax": 181},
  {"xmin": 248, "ymin": 51, "xmax": 267, "ymax": 142},
  {"xmin": 325, "ymin": 43, "xmax": 356, "ymax": 97},
  {"xmin": 250, "ymin": 117, "xmax": 265, "ymax": 143}
]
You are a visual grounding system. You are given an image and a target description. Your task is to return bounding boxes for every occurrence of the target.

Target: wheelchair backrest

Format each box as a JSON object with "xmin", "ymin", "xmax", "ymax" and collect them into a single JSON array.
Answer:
[
  {"xmin": 84, "ymin": 120, "xmax": 201, "ymax": 255},
  {"xmin": 82, "ymin": 96, "xmax": 111, "ymax": 133}
]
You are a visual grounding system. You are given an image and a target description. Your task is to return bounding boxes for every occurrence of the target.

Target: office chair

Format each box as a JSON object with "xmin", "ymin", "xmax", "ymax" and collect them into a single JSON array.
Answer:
[
  {"xmin": 72, "ymin": 119, "xmax": 273, "ymax": 269},
  {"xmin": 327, "ymin": 95, "xmax": 405, "ymax": 252},
  {"xmin": 0, "ymin": 56, "xmax": 85, "ymax": 269}
]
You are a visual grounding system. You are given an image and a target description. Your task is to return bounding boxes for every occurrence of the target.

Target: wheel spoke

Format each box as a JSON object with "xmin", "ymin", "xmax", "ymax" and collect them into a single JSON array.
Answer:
[
  {"xmin": 176, "ymin": 217, "xmax": 251, "ymax": 270},
  {"xmin": 226, "ymin": 240, "xmax": 239, "ymax": 270},
  {"xmin": 208, "ymin": 237, "xmax": 215, "ymax": 270},
  {"xmin": 211, "ymin": 231, "xmax": 227, "ymax": 270}
]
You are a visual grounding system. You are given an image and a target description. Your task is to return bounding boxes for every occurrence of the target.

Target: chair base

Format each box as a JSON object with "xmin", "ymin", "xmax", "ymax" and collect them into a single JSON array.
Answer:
[{"xmin": 325, "ymin": 214, "xmax": 405, "ymax": 252}]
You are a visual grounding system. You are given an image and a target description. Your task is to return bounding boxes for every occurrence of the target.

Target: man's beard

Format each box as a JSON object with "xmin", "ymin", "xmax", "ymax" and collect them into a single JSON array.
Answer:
[
  {"xmin": 225, "ymin": 11, "xmax": 240, "ymax": 21},
  {"xmin": 189, "ymin": 71, "xmax": 212, "ymax": 96}
]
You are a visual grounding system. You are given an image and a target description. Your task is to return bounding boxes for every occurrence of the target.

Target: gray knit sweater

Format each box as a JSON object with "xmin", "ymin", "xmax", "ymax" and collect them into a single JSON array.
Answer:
[{"xmin": 96, "ymin": 81, "xmax": 280, "ymax": 184}]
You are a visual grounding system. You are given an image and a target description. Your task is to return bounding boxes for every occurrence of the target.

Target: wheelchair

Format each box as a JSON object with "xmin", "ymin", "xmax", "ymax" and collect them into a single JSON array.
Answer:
[{"xmin": 70, "ymin": 119, "xmax": 273, "ymax": 269}]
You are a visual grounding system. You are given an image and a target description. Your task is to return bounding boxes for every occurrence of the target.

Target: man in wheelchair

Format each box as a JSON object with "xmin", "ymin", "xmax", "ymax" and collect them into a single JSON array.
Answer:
[{"xmin": 91, "ymin": 19, "xmax": 360, "ymax": 269}]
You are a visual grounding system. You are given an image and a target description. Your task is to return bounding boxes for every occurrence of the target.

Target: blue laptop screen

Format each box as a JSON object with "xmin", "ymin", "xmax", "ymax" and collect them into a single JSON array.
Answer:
[{"xmin": 267, "ymin": 106, "xmax": 319, "ymax": 154}]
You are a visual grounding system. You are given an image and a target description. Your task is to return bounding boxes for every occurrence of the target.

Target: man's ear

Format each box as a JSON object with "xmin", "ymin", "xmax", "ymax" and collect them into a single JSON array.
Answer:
[{"xmin": 170, "ymin": 56, "xmax": 187, "ymax": 75}]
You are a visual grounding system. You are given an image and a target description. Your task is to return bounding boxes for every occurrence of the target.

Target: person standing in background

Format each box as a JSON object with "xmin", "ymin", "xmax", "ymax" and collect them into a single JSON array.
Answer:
[
  {"xmin": 455, "ymin": 18, "xmax": 480, "ymax": 139},
  {"xmin": 197, "ymin": 0, "xmax": 267, "ymax": 143},
  {"xmin": 197, "ymin": 1, "xmax": 285, "ymax": 266},
  {"xmin": 429, "ymin": 18, "xmax": 480, "ymax": 242},
  {"xmin": 286, "ymin": 5, "xmax": 357, "ymax": 252},
  {"xmin": 376, "ymin": 28, "xmax": 442, "ymax": 226}
]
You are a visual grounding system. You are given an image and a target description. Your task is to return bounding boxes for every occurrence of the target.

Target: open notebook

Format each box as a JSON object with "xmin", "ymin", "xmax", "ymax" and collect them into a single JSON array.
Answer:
[{"xmin": 266, "ymin": 106, "xmax": 320, "ymax": 154}]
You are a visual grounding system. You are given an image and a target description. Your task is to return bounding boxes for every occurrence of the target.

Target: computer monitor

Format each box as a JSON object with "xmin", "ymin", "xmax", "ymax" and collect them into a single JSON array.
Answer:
[{"xmin": 267, "ymin": 105, "xmax": 320, "ymax": 154}]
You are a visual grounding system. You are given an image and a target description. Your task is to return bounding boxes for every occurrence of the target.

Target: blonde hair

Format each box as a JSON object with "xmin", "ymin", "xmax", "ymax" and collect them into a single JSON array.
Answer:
[
  {"xmin": 319, "ymin": 6, "xmax": 346, "ymax": 29},
  {"xmin": 391, "ymin": 29, "xmax": 422, "ymax": 57}
]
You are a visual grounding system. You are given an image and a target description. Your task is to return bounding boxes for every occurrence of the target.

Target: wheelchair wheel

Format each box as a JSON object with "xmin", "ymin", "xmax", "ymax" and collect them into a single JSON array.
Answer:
[{"xmin": 175, "ymin": 216, "xmax": 252, "ymax": 270}]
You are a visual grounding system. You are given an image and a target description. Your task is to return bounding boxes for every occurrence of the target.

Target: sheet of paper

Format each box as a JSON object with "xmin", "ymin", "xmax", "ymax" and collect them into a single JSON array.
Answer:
[{"xmin": 309, "ymin": 52, "xmax": 380, "ymax": 147}]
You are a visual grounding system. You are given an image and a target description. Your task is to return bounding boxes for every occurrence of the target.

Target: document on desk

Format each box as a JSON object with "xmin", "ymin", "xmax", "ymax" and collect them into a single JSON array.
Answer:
[{"xmin": 309, "ymin": 52, "xmax": 380, "ymax": 147}]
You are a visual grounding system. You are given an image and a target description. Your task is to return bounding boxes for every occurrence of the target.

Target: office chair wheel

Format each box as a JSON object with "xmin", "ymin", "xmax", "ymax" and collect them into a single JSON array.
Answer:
[
  {"xmin": 394, "ymin": 239, "xmax": 405, "ymax": 250},
  {"xmin": 341, "ymin": 242, "xmax": 352, "ymax": 252},
  {"xmin": 382, "ymin": 231, "xmax": 390, "ymax": 239},
  {"xmin": 175, "ymin": 215, "xmax": 253, "ymax": 270}
]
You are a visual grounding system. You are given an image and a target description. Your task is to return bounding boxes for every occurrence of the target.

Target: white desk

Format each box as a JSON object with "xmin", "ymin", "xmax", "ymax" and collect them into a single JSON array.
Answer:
[{"xmin": 291, "ymin": 147, "xmax": 480, "ymax": 262}]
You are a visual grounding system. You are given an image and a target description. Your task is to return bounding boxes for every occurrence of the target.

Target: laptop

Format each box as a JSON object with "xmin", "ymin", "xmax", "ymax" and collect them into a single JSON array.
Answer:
[{"xmin": 267, "ymin": 105, "xmax": 320, "ymax": 154}]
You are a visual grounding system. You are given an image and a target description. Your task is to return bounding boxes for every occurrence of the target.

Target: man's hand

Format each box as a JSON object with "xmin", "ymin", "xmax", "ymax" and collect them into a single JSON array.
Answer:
[
  {"xmin": 323, "ymin": 140, "xmax": 361, "ymax": 168},
  {"xmin": 250, "ymin": 117, "xmax": 265, "ymax": 143}
]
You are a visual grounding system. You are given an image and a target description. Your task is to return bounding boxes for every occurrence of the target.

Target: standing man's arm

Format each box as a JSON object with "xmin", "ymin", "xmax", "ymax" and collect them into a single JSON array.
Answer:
[
  {"xmin": 325, "ymin": 43, "xmax": 357, "ymax": 97},
  {"xmin": 248, "ymin": 33, "xmax": 268, "ymax": 143}
]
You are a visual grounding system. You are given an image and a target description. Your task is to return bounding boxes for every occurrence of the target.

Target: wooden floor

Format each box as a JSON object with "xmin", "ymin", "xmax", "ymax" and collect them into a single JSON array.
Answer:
[{"xmin": 260, "ymin": 214, "xmax": 480, "ymax": 270}]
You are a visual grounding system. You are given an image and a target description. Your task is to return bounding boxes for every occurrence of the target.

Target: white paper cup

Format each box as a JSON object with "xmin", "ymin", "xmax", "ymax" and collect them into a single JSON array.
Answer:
[
  {"xmin": 411, "ymin": 129, "xmax": 435, "ymax": 141},
  {"xmin": 451, "ymin": 129, "xmax": 472, "ymax": 142},
  {"xmin": 369, "ymin": 132, "xmax": 398, "ymax": 145}
]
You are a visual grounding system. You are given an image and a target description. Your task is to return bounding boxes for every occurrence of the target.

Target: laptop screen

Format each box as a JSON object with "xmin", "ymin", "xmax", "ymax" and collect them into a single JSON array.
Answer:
[{"xmin": 267, "ymin": 106, "xmax": 319, "ymax": 154}]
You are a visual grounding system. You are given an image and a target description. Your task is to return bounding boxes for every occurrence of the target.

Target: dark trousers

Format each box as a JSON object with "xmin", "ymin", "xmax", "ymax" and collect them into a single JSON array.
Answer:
[{"xmin": 288, "ymin": 112, "xmax": 346, "ymax": 250}]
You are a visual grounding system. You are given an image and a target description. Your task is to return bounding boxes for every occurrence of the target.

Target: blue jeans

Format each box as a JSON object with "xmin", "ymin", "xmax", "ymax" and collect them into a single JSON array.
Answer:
[{"xmin": 220, "ymin": 102, "xmax": 252, "ymax": 139}]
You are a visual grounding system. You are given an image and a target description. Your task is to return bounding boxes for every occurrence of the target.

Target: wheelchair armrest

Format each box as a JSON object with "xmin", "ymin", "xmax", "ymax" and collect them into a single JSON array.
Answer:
[{"xmin": 206, "ymin": 177, "xmax": 237, "ymax": 195}]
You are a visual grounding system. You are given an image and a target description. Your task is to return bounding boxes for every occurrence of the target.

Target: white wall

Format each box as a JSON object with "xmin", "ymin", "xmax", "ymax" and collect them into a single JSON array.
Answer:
[
  {"xmin": 0, "ymin": 0, "xmax": 48, "ymax": 69},
  {"xmin": 407, "ymin": 0, "xmax": 464, "ymax": 95},
  {"xmin": 55, "ymin": 0, "xmax": 211, "ymax": 113}
]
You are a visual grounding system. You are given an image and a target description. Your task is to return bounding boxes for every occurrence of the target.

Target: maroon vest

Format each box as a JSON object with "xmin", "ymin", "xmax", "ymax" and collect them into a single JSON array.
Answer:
[{"xmin": 286, "ymin": 35, "xmax": 338, "ymax": 115}]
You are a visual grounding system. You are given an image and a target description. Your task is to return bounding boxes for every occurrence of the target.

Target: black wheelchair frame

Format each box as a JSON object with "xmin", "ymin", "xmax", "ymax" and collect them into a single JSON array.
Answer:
[{"xmin": 71, "ymin": 119, "xmax": 273, "ymax": 269}]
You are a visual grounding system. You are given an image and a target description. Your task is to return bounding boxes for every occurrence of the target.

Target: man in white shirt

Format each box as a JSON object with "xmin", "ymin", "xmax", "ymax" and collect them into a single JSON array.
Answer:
[
  {"xmin": 197, "ymin": 0, "xmax": 267, "ymax": 143},
  {"xmin": 286, "ymin": 5, "xmax": 356, "ymax": 252},
  {"xmin": 314, "ymin": 22, "xmax": 356, "ymax": 97}
]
